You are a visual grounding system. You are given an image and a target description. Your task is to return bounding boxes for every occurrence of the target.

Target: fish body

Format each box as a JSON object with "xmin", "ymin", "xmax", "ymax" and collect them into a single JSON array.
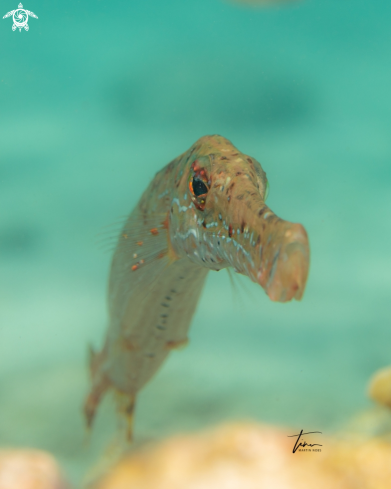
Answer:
[{"xmin": 85, "ymin": 135, "xmax": 310, "ymax": 434}]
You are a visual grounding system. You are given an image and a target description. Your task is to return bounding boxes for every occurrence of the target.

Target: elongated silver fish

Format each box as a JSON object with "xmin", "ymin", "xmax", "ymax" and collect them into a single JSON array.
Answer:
[{"xmin": 85, "ymin": 135, "xmax": 310, "ymax": 436}]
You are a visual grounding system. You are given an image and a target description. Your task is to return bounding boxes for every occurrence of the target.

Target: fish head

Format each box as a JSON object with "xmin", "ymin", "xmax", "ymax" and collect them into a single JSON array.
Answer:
[{"xmin": 169, "ymin": 135, "xmax": 310, "ymax": 302}]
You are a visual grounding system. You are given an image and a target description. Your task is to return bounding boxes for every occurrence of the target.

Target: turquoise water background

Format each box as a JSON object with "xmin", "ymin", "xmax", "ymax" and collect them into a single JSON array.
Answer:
[{"xmin": 1, "ymin": 0, "xmax": 391, "ymax": 484}]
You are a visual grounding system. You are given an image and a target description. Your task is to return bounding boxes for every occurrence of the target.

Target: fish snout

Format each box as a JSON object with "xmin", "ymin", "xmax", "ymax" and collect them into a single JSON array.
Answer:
[{"xmin": 257, "ymin": 223, "xmax": 309, "ymax": 302}]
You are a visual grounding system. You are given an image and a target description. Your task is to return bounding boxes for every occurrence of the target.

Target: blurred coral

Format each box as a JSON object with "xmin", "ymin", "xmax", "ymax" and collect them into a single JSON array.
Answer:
[
  {"xmin": 92, "ymin": 423, "xmax": 391, "ymax": 489},
  {"xmin": 369, "ymin": 366, "xmax": 391, "ymax": 409},
  {"xmin": 0, "ymin": 450, "xmax": 69, "ymax": 489}
]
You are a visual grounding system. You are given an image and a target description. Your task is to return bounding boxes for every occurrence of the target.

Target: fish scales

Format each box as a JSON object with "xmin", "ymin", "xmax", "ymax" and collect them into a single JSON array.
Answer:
[{"xmin": 85, "ymin": 135, "xmax": 310, "ymax": 437}]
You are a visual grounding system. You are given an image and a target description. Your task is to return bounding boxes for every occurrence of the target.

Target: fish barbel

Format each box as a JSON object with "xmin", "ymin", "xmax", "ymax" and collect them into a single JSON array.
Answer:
[{"xmin": 85, "ymin": 135, "xmax": 310, "ymax": 436}]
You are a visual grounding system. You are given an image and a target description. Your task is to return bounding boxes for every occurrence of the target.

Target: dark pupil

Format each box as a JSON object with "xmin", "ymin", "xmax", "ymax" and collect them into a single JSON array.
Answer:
[{"xmin": 193, "ymin": 178, "xmax": 208, "ymax": 197}]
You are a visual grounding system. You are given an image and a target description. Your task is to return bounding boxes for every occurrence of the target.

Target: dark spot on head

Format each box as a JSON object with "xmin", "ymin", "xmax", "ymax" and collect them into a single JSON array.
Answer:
[
  {"xmin": 161, "ymin": 303, "xmax": 169, "ymax": 307},
  {"xmin": 202, "ymin": 220, "xmax": 206, "ymax": 228},
  {"xmin": 256, "ymin": 235, "xmax": 261, "ymax": 245},
  {"xmin": 247, "ymin": 158, "xmax": 253, "ymax": 164},
  {"xmin": 228, "ymin": 224, "xmax": 233, "ymax": 238},
  {"xmin": 236, "ymin": 172, "xmax": 242, "ymax": 176},
  {"xmin": 218, "ymin": 240, "xmax": 220, "ymax": 245},
  {"xmin": 161, "ymin": 314, "xmax": 168, "ymax": 318},
  {"xmin": 258, "ymin": 207, "xmax": 266, "ymax": 217},
  {"xmin": 156, "ymin": 325, "xmax": 166, "ymax": 330},
  {"xmin": 171, "ymin": 289, "xmax": 176, "ymax": 293},
  {"xmin": 165, "ymin": 296, "xmax": 172, "ymax": 300},
  {"xmin": 236, "ymin": 194, "xmax": 244, "ymax": 200},
  {"xmin": 241, "ymin": 221, "xmax": 245, "ymax": 233},
  {"xmin": 220, "ymin": 156, "xmax": 228, "ymax": 160}
]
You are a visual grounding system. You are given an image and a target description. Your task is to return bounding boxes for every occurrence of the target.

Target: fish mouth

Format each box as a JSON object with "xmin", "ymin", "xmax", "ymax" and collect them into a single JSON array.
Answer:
[{"xmin": 257, "ymin": 222, "xmax": 310, "ymax": 302}]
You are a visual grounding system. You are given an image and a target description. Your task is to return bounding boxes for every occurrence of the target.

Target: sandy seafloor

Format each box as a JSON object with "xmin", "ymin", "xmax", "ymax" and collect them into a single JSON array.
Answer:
[{"xmin": 1, "ymin": 0, "xmax": 391, "ymax": 484}]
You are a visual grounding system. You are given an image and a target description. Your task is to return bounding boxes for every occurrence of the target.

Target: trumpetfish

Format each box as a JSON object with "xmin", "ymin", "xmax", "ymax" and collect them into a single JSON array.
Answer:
[{"xmin": 85, "ymin": 135, "xmax": 310, "ymax": 436}]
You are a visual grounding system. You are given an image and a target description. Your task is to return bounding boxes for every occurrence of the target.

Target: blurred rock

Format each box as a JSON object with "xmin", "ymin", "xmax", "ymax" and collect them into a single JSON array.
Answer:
[
  {"xmin": 345, "ymin": 407, "xmax": 391, "ymax": 440},
  {"xmin": 0, "ymin": 450, "xmax": 69, "ymax": 489},
  {"xmin": 92, "ymin": 422, "xmax": 391, "ymax": 489},
  {"xmin": 325, "ymin": 438, "xmax": 391, "ymax": 488},
  {"xmin": 369, "ymin": 366, "xmax": 391, "ymax": 409}
]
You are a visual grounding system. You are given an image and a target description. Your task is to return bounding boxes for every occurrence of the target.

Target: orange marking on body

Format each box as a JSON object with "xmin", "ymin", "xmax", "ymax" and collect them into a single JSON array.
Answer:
[
  {"xmin": 150, "ymin": 228, "xmax": 159, "ymax": 235},
  {"xmin": 131, "ymin": 265, "xmax": 138, "ymax": 271},
  {"xmin": 165, "ymin": 338, "xmax": 189, "ymax": 350},
  {"xmin": 192, "ymin": 160, "xmax": 200, "ymax": 172},
  {"xmin": 137, "ymin": 241, "xmax": 143, "ymax": 246},
  {"xmin": 162, "ymin": 216, "xmax": 169, "ymax": 229},
  {"xmin": 158, "ymin": 252, "xmax": 166, "ymax": 259},
  {"xmin": 124, "ymin": 338, "xmax": 138, "ymax": 351}
]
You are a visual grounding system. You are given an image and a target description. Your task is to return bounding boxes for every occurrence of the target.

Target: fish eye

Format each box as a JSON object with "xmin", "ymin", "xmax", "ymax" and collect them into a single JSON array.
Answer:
[{"xmin": 192, "ymin": 177, "xmax": 208, "ymax": 197}]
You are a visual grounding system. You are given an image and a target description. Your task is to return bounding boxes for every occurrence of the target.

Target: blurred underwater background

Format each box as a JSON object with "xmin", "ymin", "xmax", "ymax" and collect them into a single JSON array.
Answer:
[{"xmin": 1, "ymin": 0, "xmax": 391, "ymax": 486}]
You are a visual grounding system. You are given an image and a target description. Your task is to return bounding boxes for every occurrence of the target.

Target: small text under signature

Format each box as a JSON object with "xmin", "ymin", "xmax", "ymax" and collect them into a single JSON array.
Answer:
[{"xmin": 287, "ymin": 430, "xmax": 323, "ymax": 453}]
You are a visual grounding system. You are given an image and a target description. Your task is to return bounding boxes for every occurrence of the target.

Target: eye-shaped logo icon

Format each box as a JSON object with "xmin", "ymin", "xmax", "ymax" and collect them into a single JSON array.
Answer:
[{"xmin": 3, "ymin": 3, "xmax": 38, "ymax": 32}]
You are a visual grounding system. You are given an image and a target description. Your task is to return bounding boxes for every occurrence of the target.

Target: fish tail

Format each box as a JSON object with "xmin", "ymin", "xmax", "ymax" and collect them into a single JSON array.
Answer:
[
  {"xmin": 84, "ymin": 343, "xmax": 111, "ymax": 430},
  {"xmin": 85, "ymin": 343, "xmax": 137, "ymax": 440}
]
